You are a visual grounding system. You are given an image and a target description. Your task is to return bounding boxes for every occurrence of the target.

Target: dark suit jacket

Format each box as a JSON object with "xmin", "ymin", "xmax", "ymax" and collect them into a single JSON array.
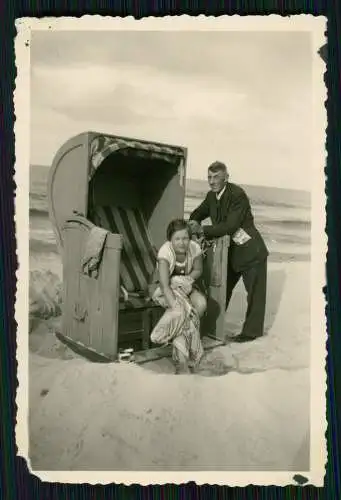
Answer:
[{"xmin": 189, "ymin": 182, "xmax": 269, "ymax": 273}]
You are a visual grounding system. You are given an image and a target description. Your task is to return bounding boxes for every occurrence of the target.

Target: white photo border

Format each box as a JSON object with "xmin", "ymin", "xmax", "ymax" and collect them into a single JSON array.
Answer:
[{"xmin": 14, "ymin": 14, "xmax": 327, "ymax": 486}]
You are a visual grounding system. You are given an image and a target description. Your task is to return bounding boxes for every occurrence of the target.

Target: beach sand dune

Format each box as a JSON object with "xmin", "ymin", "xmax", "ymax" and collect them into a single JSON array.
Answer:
[{"xmin": 28, "ymin": 261, "xmax": 310, "ymax": 472}]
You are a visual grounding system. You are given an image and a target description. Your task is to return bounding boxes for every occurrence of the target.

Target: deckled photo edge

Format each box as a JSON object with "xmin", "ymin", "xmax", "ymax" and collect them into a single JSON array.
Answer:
[
  {"xmin": 13, "ymin": 14, "xmax": 328, "ymax": 487},
  {"xmin": 309, "ymin": 18, "xmax": 328, "ymax": 484},
  {"xmin": 14, "ymin": 18, "xmax": 31, "ymax": 471},
  {"xmin": 15, "ymin": 14, "xmax": 326, "ymax": 32}
]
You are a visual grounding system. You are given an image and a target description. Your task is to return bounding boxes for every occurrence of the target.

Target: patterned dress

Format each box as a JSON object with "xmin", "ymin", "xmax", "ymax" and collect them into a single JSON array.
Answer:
[{"xmin": 150, "ymin": 241, "xmax": 204, "ymax": 367}]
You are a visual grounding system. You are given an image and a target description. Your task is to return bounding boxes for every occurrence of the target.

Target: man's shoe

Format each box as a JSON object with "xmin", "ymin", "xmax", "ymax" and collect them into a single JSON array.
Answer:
[{"xmin": 231, "ymin": 334, "xmax": 258, "ymax": 343}]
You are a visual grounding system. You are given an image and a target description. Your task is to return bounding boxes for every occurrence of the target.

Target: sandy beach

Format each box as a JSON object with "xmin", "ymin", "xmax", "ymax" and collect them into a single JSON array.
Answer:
[{"xmin": 28, "ymin": 260, "xmax": 310, "ymax": 471}]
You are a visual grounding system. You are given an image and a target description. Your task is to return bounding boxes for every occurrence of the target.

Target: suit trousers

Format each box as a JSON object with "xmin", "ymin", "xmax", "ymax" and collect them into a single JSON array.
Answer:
[{"xmin": 225, "ymin": 259, "xmax": 267, "ymax": 339}]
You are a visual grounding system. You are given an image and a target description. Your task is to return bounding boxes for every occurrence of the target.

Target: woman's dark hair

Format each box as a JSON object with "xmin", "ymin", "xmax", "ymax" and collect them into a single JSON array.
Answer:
[{"xmin": 166, "ymin": 219, "xmax": 192, "ymax": 241}]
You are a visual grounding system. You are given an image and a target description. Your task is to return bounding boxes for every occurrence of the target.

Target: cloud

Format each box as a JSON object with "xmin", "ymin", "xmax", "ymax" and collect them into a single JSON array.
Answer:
[
  {"xmin": 30, "ymin": 30, "xmax": 311, "ymax": 88},
  {"xmin": 30, "ymin": 30, "xmax": 313, "ymax": 190},
  {"xmin": 32, "ymin": 62, "xmax": 247, "ymax": 124}
]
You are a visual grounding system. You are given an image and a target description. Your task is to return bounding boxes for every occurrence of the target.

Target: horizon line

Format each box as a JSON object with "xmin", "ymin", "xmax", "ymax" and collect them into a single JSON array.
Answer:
[{"xmin": 30, "ymin": 163, "xmax": 310, "ymax": 194}]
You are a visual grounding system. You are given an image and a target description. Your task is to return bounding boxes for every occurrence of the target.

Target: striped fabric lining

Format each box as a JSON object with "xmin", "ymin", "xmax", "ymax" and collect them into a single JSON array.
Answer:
[
  {"xmin": 92, "ymin": 206, "xmax": 157, "ymax": 293},
  {"xmin": 89, "ymin": 136, "xmax": 185, "ymax": 179}
]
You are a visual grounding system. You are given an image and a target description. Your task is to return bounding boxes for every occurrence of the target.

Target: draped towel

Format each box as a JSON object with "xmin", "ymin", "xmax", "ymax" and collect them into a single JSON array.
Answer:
[
  {"xmin": 82, "ymin": 226, "xmax": 108, "ymax": 278},
  {"xmin": 150, "ymin": 276, "xmax": 204, "ymax": 367}
]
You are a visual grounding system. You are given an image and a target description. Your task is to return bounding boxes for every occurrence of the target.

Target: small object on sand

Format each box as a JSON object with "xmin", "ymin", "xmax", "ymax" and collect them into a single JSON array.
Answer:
[
  {"xmin": 29, "ymin": 269, "xmax": 63, "ymax": 321},
  {"xmin": 118, "ymin": 348, "xmax": 135, "ymax": 363}
]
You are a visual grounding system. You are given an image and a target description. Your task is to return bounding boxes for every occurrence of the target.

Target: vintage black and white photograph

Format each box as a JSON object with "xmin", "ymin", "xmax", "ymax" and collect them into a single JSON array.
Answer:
[{"xmin": 15, "ymin": 16, "xmax": 327, "ymax": 485}]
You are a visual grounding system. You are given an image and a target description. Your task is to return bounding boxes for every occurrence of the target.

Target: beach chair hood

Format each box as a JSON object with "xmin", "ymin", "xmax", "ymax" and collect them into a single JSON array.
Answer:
[{"xmin": 48, "ymin": 131, "xmax": 187, "ymax": 253}]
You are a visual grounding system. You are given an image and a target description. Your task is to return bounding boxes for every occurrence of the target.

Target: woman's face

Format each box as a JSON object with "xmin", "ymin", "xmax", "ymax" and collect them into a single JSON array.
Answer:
[{"xmin": 170, "ymin": 229, "xmax": 190, "ymax": 254}]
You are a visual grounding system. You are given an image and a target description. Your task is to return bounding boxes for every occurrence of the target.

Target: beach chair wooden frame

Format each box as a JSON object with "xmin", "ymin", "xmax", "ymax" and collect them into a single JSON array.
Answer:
[
  {"xmin": 201, "ymin": 235, "xmax": 230, "ymax": 342},
  {"xmin": 48, "ymin": 131, "xmax": 228, "ymax": 362}
]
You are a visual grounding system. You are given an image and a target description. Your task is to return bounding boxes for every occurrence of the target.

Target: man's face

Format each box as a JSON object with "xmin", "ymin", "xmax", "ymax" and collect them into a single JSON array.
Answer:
[{"xmin": 208, "ymin": 169, "xmax": 227, "ymax": 193}]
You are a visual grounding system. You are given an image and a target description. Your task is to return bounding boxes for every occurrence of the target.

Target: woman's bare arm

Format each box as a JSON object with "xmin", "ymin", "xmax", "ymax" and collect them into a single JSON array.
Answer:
[
  {"xmin": 189, "ymin": 255, "xmax": 203, "ymax": 282},
  {"xmin": 158, "ymin": 259, "xmax": 177, "ymax": 308}
]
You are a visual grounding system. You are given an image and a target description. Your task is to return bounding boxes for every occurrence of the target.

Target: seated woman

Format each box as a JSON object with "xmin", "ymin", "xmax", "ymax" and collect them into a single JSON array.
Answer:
[{"xmin": 149, "ymin": 219, "xmax": 207, "ymax": 373}]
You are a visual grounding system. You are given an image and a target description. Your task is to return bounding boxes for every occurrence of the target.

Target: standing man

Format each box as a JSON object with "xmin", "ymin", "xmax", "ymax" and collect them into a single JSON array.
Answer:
[{"xmin": 189, "ymin": 161, "xmax": 269, "ymax": 343}]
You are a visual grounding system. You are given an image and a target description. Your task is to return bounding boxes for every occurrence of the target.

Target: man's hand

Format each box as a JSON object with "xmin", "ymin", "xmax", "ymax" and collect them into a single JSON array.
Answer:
[{"xmin": 188, "ymin": 220, "xmax": 204, "ymax": 237}]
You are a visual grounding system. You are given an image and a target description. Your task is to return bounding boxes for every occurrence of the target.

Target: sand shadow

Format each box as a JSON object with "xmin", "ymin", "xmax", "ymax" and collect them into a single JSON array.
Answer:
[
  {"xmin": 29, "ymin": 317, "xmax": 83, "ymax": 361},
  {"xmin": 264, "ymin": 268, "xmax": 287, "ymax": 333},
  {"xmin": 200, "ymin": 296, "xmax": 221, "ymax": 337}
]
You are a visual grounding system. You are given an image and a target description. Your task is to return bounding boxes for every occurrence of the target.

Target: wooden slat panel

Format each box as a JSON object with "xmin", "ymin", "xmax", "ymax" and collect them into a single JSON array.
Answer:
[
  {"xmin": 62, "ymin": 222, "xmax": 121, "ymax": 358},
  {"xmin": 62, "ymin": 226, "xmax": 84, "ymax": 343},
  {"xmin": 89, "ymin": 235, "xmax": 121, "ymax": 356},
  {"xmin": 202, "ymin": 235, "xmax": 230, "ymax": 340},
  {"xmin": 79, "ymin": 273, "xmax": 97, "ymax": 349}
]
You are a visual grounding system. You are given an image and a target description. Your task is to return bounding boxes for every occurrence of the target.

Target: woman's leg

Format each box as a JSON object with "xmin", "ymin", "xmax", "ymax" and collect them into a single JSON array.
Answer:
[
  {"xmin": 172, "ymin": 345, "xmax": 190, "ymax": 374},
  {"xmin": 189, "ymin": 289, "xmax": 207, "ymax": 318}
]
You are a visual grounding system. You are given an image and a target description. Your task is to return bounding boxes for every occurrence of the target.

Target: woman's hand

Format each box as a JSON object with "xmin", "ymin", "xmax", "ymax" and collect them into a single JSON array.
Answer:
[
  {"xmin": 192, "ymin": 234, "xmax": 205, "ymax": 248},
  {"xmin": 189, "ymin": 306, "xmax": 197, "ymax": 319},
  {"xmin": 171, "ymin": 275, "xmax": 194, "ymax": 295}
]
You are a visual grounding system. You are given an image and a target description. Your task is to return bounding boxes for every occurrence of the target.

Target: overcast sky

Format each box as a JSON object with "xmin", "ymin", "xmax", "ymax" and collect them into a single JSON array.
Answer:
[{"xmin": 30, "ymin": 30, "xmax": 312, "ymax": 190}]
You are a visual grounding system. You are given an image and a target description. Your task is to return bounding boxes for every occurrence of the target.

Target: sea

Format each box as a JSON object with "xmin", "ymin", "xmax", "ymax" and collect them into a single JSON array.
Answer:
[{"xmin": 29, "ymin": 164, "xmax": 311, "ymax": 276}]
